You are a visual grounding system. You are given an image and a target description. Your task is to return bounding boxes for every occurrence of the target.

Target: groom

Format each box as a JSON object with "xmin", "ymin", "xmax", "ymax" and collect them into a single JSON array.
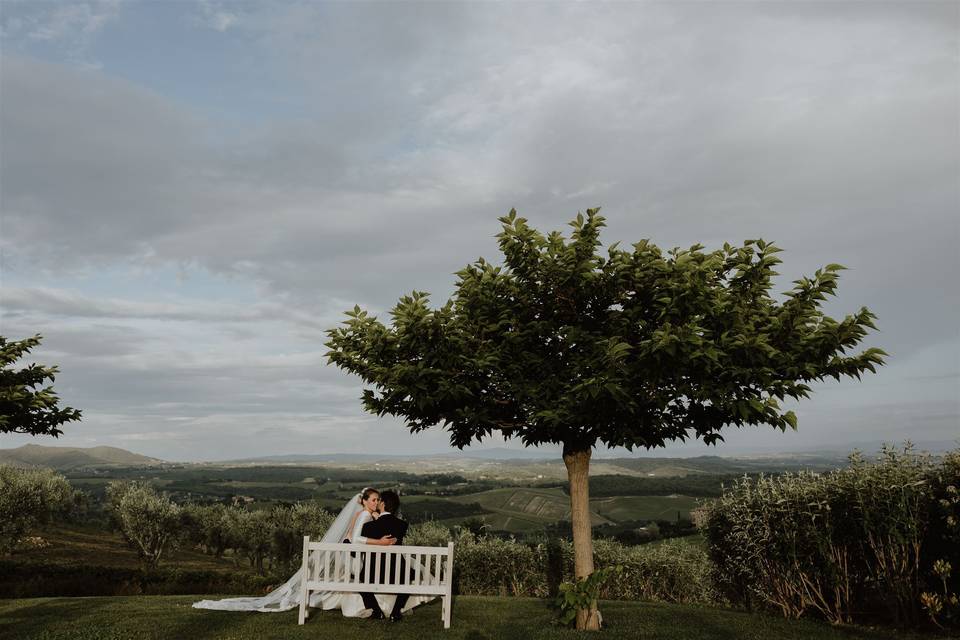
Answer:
[{"xmin": 359, "ymin": 490, "xmax": 411, "ymax": 621}]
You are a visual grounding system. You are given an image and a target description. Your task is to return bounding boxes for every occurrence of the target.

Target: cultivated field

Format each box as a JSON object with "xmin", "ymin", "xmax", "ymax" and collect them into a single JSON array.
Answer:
[{"xmin": 591, "ymin": 495, "xmax": 700, "ymax": 521}]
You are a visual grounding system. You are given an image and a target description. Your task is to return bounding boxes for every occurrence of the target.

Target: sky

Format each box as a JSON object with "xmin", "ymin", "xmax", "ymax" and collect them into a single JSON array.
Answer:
[{"xmin": 0, "ymin": 1, "xmax": 957, "ymax": 462}]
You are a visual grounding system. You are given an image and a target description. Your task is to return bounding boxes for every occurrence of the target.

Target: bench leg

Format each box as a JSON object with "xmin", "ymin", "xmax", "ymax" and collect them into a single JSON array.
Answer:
[
  {"xmin": 298, "ymin": 580, "xmax": 309, "ymax": 624},
  {"xmin": 442, "ymin": 595, "xmax": 451, "ymax": 629}
]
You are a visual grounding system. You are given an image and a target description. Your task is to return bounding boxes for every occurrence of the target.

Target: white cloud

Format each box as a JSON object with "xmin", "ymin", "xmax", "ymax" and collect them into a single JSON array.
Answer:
[
  {"xmin": 1, "ymin": 0, "xmax": 120, "ymax": 63},
  {"xmin": 194, "ymin": 1, "xmax": 240, "ymax": 33}
]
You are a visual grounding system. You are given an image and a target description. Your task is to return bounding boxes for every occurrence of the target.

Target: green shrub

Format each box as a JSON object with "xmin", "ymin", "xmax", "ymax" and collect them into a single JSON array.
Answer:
[
  {"xmin": 701, "ymin": 445, "xmax": 960, "ymax": 630},
  {"xmin": 554, "ymin": 566, "xmax": 622, "ymax": 627},
  {"xmin": 181, "ymin": 500, "xmax": 335, "ymax": 575},
  {"xmin": 0, "ymin": 465, "xmax": 75, "ymax": 554},
  {"xmin": 105, "ymin": 481, "xmax": 181, "ymax": 569},
  {"xmin": 593, "ymin": 538, "xmax": 718, "ymax": 605},
  {"xmin": 921, "ymin": 450, "xmax": 960, "ymax": 628},
  {"xmin": 448, "ymin": 530, "xmax": 718, "ymax": 606},
  {"xmin": 405, "ymin": 520, "xmax": 452, "ymax": 547},
  {"xmin": 455, "ymin": 534, "xmax": 547, "ymax": 597},
  {"xmin": 268, "ymin": 502, "xmax": 335, "ymax": 573}
]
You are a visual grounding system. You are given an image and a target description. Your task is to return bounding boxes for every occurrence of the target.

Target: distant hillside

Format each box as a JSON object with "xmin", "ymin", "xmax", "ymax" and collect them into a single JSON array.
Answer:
[
  {"xmin": 600, "ymin": 454, "xmax": 850, "ymax": 475},
  {"xmin": 0, "ymin": 444, "xmax": 163, "ymax": 469},
  {"xmin": 229, "ymin": 447, "xmax": 557, "ymax": 464}
]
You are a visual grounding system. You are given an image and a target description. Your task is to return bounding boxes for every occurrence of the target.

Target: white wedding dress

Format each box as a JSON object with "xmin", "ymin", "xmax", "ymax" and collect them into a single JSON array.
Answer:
[{"xmin": 192, "ymin": 493, "xmax": 435, "ymax": 617}]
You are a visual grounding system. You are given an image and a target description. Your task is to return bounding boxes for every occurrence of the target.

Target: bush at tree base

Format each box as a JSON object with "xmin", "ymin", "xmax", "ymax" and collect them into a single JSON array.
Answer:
[{"xmin": 701, "ymin": 445, "xmax": 960, "ymax": 630}]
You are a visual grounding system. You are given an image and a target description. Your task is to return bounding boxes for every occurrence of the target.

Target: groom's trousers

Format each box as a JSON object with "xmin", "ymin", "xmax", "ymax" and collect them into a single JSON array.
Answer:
[{"xmin": 359, "ymin": 554, "xmax": 411, "ymax": 616}]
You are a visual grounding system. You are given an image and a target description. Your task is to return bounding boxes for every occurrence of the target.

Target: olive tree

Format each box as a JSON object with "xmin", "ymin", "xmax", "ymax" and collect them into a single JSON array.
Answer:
[
  {"xmin": 325, "ymin": 209, "xmax": 885, "ymax": 630},
  {"xmin": 0, "ymin": 465, "xmax": 75, "ymax": 554},
  {"xmin": 1, "ymin": 335, "xmax": 82, "ymax": 437},
  {"xmin": 232, "ymin": 509, "xmax": 273, "ymax": 574},
  {"xmin": 182, "ymin": 503, "xmax": 232, "ymax": 557},
  {"xmin": 270, "ymin": 502, "xmax": 335, "ymax": 573},
  {"xmin": 107, "ymin": 481, "xmax": 181, "ymax": 569}
]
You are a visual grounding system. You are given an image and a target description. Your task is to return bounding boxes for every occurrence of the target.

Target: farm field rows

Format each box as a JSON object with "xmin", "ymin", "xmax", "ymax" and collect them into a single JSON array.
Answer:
[
  {"xmin": 447, "ymin": 487, "xmax": 702, "ymax": 528},
  {"xmin": 591, "ymin": 495, "xmax": 700, "ymax": 521}
]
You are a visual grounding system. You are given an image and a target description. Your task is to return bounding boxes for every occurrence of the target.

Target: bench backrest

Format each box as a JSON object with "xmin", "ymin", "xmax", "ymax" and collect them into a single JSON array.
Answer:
[{"xmin": 300, "ymin": 539, "xmax": 454, "ymax": 595}]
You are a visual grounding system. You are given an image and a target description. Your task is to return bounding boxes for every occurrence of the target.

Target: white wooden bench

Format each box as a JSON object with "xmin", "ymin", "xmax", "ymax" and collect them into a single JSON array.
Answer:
[{"xmin": 297, "ymin": 538, "xmax": 455, "ymax": 628}]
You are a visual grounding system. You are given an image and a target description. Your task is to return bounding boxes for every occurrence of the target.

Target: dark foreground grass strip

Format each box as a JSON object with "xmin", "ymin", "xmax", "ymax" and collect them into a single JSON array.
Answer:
[{"xmin": 0, "ymin": 595, "xmax": 929, "ymax": 640}]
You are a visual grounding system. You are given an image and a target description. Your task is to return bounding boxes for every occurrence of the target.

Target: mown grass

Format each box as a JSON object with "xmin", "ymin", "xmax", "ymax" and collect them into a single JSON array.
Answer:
[{"xmin": 0, "ymin": 595, "xmax": 932, "ymax": 640}]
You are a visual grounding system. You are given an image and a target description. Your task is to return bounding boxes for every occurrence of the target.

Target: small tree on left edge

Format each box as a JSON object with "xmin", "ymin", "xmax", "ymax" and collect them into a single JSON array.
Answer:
[{"xmin": 0, "ymin": 335, "xmax": 81, "ymax": 437}]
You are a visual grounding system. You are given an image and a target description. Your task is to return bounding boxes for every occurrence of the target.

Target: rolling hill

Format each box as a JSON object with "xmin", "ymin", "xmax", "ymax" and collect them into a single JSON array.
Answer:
[{"xmin": 0, "ymin": 444, "xmax": 163, "ymax": 469}]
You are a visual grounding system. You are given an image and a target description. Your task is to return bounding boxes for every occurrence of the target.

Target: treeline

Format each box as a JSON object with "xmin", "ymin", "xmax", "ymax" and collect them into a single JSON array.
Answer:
[
  {"xmin": 68, "ymin": 465, "xmax": 479, "ymax": 503},
  {"xmin": 105, "ymin": 481, "xmax": 334, "ymax": 574},
  {"xmin": 400, "ymin": 499, "xmax": 487, "ymax": 522},
  {"xmin": 540, "ymin": 518, "xmax": 697, "ymax": 546},
  {"xmin": 75, "ymin": 465, "xmax": 470, "ymax": 487}
]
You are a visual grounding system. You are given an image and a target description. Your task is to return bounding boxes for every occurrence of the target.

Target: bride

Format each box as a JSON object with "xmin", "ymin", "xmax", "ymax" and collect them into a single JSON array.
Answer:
[{"xmin": 193, "ymin": 487, "xmax": 434, "ymax": 617}]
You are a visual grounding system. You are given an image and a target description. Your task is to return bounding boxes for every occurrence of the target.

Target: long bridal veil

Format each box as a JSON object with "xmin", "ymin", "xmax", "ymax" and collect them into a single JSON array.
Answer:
[{"xmin": 192, "ymin": 494, "xmax": 363, "ymax": 612}]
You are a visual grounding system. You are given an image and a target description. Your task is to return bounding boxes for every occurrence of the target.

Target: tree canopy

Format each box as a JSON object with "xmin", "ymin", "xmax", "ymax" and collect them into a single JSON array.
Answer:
[
  {"xmin": 326, "ymin": 209, "xmax": 885, "ymax": 454},
  {"xmin": 0, "ymin": 335, "xmax": 82, "ymax": 437}
]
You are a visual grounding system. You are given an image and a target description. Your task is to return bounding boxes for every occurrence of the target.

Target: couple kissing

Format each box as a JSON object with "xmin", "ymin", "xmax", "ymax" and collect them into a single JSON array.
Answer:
[
  {"xmin": 193, "ymin": 486, "xmax": 435, "ymax": 619},
  {"xmin": 345, "ymin": 488, "xmax": 412, "ymax": 621}
]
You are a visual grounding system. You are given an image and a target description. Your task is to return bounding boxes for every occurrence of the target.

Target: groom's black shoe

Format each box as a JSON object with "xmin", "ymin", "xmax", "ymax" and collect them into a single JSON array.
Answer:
[
  {"xmin": 369, "ymin": 609, "xmax": 385, "ymax": 620},
  {"xmin": 389, "ymin": 612, "xmax": 403, "ymax": 623}
]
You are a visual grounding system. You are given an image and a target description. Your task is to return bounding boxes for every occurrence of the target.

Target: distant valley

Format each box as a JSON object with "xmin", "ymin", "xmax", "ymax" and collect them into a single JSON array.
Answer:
[
  {"xmin": 1, "ymin": 441, "xmax": 952, "ymax": 542},
  {"xmin": 0, "ymin": 442, "xmax": 859, "ymax": 480}
]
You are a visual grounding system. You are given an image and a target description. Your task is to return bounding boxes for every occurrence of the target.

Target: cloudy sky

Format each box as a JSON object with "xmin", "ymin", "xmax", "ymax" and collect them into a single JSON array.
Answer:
[{"xmin": 1, "ymin": 1, "xmax": 957, "ymax": 462}]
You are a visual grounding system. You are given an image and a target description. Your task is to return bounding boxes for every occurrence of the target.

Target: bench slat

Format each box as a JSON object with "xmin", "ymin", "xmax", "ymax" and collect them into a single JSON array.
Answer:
[
  {"xmin": 304, "ymin": 581, "xmax": 447, "ymax": 596},
  {"xmin": 308, "ymin": 542, "xmax": 448, "ymax": 555}
]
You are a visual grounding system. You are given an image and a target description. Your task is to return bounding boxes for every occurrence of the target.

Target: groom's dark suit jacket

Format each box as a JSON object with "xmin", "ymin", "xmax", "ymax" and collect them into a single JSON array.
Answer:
[
  {"xmin": 360, "ymin": 513, "xmax": 408, "ymax": 584},
  {"xmin": 359, "ymin": 512, "xmax": 412, "ymax": 616},
  {"xmin": 361, "ymin": 512, "xmax": 408, "ymax": 546}
]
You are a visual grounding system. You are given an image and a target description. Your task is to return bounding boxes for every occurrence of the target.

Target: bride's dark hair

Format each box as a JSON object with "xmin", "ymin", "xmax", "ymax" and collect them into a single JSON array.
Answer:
[{"xmin": 358, "ymin": 487, "xmax": 380, "ymax": 504}]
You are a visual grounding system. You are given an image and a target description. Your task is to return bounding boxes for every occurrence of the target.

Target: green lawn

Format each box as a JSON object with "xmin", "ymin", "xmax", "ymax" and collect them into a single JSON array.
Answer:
[{"xmin": 0, "ymin": 595, "xmax": 929, "ymax": 640}]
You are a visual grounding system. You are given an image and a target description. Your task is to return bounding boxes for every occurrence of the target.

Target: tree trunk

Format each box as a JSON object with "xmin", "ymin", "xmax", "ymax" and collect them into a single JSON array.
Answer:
[{"xmin": 563, "ymin": 446, "xmax": 601, "ymax": 631}]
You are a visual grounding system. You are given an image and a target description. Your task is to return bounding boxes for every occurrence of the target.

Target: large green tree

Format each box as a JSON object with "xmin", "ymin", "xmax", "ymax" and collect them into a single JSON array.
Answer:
[
  {"xmin": 1, "ymin": 335, "xmax": 81, "ymax": 437},
  {"xmin": 326, "ymin": 209, "xmax": 885, "ymax": 630}
]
